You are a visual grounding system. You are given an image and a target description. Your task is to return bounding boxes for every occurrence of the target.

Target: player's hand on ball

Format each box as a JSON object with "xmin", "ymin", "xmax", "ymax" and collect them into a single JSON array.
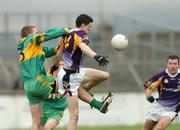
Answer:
[
  {"xmin": 146, "ymin": 96, "xmax": 155, "ymax": 103},
  {"xmin": 94, "ymin": 55, "xmax": 109, "ymax": 66}
]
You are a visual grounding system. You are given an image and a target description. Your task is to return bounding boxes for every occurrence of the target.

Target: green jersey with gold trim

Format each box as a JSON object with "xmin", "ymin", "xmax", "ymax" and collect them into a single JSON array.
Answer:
[{"xmin": 17, "ymin": 28, "xmax": 67, "ymax": 81}]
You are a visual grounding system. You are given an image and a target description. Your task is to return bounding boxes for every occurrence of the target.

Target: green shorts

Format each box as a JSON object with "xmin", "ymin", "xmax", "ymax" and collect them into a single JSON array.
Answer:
[
  {"xmin": 24, "ymin": 75, "xmax": 55, "ymax": 105},
  {"xmin": 41, "ymin": 98, "xmax": 67, "ymax": 126},
  {"xmin": 41, "ymin": 108, "xmax": 64, "ymax": 126}
]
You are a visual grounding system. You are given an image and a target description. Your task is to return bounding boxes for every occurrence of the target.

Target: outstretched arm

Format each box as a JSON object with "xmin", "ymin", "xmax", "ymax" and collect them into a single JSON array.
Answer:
[
  {"xmin": 78, "ymin": 42, "xmax": 97, "ymax": 57},
  {"xmin": 78, "ymin": 42, "xmax": 109, "ymax": 66},
  {"xmin": 33, "ymin": 27, "xmax": 69, "ymax": 45}
]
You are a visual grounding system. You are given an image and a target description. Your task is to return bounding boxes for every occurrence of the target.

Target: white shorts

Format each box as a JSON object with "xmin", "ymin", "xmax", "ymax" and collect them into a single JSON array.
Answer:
[
  {"xmin": 146, "ymin": 100, "xmax": 177, "ymax": 121},
  {"xmin": 57, "ymin": 67, "xmax": 86, "ymax": 96}
]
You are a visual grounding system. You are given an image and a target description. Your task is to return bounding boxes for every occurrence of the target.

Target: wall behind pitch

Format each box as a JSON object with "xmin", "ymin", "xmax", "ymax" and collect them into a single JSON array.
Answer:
[{"xmin": 0, "ymin": 93, "xmax": 179, "ymax": 129}]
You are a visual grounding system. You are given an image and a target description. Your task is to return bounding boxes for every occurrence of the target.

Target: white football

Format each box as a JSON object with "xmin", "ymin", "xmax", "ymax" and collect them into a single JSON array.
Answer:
[{"xmin": 111, "ymin": 34, "xmax": 128, "ymax": 51}]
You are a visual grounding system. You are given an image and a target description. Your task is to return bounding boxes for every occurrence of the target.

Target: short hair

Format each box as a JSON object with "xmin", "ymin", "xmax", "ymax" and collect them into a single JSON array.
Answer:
[
  {"xmin": 76, "ymin": 14, "xmax": 93, "ymax": 27},
  {"xmin": 167, "ymin": 55, "xmax": 179, "ymax": 63},
  {"xmin": 21, "ymin": 25, "xmax": 36, "ymax": 38}
]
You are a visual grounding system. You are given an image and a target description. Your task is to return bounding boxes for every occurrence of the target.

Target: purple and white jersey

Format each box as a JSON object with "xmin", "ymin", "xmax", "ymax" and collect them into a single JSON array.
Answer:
[
  {"xmin": 144, "ymin": 69, "xmax": 180, "ymax": 112},
  {"xmin": 62, "ymin": 28, "xmax": 89, "ymax": 69}
]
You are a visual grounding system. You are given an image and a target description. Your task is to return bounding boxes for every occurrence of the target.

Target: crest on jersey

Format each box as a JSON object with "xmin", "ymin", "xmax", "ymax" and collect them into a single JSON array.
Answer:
[{"xmin": 164, "ymin": 79, "xmax": 168, "ymax": 84}]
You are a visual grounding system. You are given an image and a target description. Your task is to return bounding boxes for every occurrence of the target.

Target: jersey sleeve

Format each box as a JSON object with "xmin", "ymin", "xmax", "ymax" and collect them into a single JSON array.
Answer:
[
  {"xmin": 70, "ymin": 30, "xmax": 89, "ymax": 50},
  {"xmin": 62, "ymin": 29, "xmax": 89, "ymax": 52},
  {"xmin": 144, "ymin": 72, "xmax": 163, "ymax": 93},
  {"xmin": 76, "ymin": 30, "xmax": 89, "ymax": 44},
  {"xmin": 33, "ymin": 28, "xmax": 68, "ymax": 45},
  {"xmin": 42, "ymin": 45, "xmax": 60, "ymax": 58}
]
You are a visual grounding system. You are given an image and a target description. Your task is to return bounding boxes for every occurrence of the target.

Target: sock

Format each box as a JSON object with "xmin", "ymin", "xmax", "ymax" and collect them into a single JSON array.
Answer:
[{"xmin": 90, "ymin": 98, "xmax": 102, "ymax": 110}]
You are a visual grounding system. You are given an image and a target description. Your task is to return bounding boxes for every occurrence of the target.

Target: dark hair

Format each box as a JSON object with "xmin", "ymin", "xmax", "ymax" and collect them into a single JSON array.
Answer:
[
  {"xmin": 21, "ymin": 25, "xmax": 36, "ymax": 38},
  {"xmin": 76, "ymin": 14, "xmax": 93, "ymax": 27},
  {"xmin": 167, "ymin": 55, "xmax": 179, "ymax": 63}
]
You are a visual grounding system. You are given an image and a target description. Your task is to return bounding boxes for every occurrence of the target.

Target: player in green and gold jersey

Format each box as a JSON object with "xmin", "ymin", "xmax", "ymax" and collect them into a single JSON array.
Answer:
[
  {"xmin": 17, "ymin": 25, "xmax": 69, "ymax": 130},
  {"xmin": 41, "ymin": 61, "xmax": 67, "ymax": 130}
]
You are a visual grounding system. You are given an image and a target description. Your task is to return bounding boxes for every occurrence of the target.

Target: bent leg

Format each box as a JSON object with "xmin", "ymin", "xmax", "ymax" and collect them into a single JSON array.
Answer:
[
  {"xmin": 30, "ymin": 103, "xmax": 42, "ymax": 130},
  {"xmin": 78, "ymin": 87, "xmax": 112, "ymax": 113},
  {"xmin": 78, "ymin": 87, "xmax": 102, "ymax": 110},
  {"xmin": 82, "ymin": 68, "xmax": 110, "ymax": 91},
  {"xmin": 78, "ymin": 87, "xmax": 93, "ymax": 104},
  {"xmin": 155, "ymin": 116, "xmax": 172, "ymax": 130},
  {"xmin": 78, "ymin": 68, "xmax": 112, "ymax": 113}
]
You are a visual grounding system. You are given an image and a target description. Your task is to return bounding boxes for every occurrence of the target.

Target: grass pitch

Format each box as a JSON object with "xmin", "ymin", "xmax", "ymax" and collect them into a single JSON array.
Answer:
[
  {"xmin": 13, "ymin": 124, "xmax": 180, "ymax": 130},
  {"xmin": 69, "ymin": 124, "xmax": 178, "ymax": 130}
]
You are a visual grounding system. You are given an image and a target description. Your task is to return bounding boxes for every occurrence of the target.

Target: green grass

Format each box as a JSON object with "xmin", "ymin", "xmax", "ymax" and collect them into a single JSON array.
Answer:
[
  {"xmin": 13, "ymin": 124, "xmax": 180, "ymax": 130},
  {"xmin": 73, "ymin": 124, "xmax": 178, "ymax": 130}
]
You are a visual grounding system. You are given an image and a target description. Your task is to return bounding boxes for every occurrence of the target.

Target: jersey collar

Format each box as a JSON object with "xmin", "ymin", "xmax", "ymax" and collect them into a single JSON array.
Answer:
[{"xmin": 165, "ymin": 68, "xmax": 180, "ymax": 77}]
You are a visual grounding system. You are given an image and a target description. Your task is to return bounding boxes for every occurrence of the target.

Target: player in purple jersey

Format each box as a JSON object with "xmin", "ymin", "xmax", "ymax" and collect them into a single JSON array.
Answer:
[
  {"xmin": 142, "ymin": 55, "xmax": 180, "ymax": 130},
  {"xmin": 57, "ymin": 14, "xmax": 113, "ymax": 130}
]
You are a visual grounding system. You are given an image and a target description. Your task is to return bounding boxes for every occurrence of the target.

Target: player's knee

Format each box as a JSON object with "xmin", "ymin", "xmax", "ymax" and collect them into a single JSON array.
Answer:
[
  {"xmin": 95, "ymin": 71, "xmax": 109, "ymax": 82},
  {"xmin": 102, "ymin": 72, "xmax": 110, "ymax": 80},
  {"xmin": 69, "ymin": 114, "xmax": 79, "ymax": 126},
  {"xmin": 70, "ymin": 114, "xmax": 79, "ymax": 122}
]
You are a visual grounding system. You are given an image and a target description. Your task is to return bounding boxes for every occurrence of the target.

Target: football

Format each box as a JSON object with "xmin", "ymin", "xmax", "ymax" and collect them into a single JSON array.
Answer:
[{"xmin": 111, "ymin": 34, "xmax": 128, "ymax": 51}]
